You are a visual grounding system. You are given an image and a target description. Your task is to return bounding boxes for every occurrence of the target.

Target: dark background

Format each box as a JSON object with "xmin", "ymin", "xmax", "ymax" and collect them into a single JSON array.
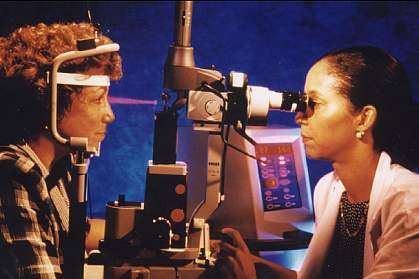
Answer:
[{"xmin": 1, "ymin": 1, "xmax": 419, "ymax": 217}]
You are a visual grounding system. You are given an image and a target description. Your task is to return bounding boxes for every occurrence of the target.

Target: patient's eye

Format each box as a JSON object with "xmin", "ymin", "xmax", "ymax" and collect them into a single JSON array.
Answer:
[{"xmin": 93, "ymin": 93, "xmax": 107, "ymax": 104}]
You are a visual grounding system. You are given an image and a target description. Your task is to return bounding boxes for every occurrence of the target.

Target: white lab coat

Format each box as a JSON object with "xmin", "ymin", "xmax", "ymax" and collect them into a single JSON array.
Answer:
[{"xmin": 298, "ymin": 152, "xmax": 419, "ymax": 279}]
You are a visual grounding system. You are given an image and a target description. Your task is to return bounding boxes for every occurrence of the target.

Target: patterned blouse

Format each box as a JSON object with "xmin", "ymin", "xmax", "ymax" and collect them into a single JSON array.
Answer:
[
  {"xmin": 321, "ymin": 191, "xmax": 370, "ymax": 279},
  {"xmin": 0, "ymin": 144, "xmax": 70, "ymax": 278}
]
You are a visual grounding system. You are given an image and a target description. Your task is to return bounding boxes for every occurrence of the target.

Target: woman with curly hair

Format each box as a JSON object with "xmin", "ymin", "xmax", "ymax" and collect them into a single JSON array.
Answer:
[
  {"xmin": 213, "ymin": 46, "xmax": 419, "ymax": 279},
  {"xmin": 0, "ymin": 22, "xmax": 122, "ymax": 278}
]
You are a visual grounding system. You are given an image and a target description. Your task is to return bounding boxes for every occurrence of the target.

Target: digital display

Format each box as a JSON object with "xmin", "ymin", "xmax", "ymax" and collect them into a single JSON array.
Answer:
[{"xmin": 255, "ymin": 143, "xmax": 302, "ymax": 211}]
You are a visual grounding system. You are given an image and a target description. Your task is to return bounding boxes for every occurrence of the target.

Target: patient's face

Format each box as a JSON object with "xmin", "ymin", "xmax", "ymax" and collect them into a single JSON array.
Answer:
[{"xmin": 59, "ymin": 69, "xmax": 115, "ymax": 151}]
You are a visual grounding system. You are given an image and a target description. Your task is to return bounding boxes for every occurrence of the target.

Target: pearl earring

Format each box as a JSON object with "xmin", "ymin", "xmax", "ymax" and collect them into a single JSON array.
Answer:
[{"xmin": 356, "ymin": 130, "xmax": 365, "ymax": 140}]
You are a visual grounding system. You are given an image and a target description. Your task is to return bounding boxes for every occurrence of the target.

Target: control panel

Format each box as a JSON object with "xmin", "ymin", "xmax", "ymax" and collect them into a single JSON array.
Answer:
[{"xmin": 255, "ymin": 143, "xmax": 302, "ymax": 211}]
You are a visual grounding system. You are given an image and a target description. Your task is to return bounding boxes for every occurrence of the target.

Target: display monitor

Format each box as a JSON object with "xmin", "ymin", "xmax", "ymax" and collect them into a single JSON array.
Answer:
[{"xmin": 177, "ymin": 126, "xmax": 314, "ymax": 241}]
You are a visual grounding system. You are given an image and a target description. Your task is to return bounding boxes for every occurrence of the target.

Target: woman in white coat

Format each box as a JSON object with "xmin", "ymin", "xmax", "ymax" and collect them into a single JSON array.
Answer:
[{"xmin": 214, "ymin": 46, "xmax": 419, "ymax": 279}]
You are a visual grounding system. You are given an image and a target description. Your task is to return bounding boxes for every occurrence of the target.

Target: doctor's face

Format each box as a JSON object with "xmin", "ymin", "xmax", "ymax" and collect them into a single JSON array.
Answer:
[
  {"xmin": 59, "ymin": 84, "xmax": 115, "ymax": 151},
  {"xmin": 295, "ymin": 60, "xmax": 359, "ymax": 162}
]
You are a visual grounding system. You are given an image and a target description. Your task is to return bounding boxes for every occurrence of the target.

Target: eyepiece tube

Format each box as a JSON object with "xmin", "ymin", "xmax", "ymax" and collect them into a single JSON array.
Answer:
[
  {"xmin": 268, "ymin": 90, "xmax": 307, "ymax": 113},
  {"xmin": 246, "ymin": 86, "xmax": 307, "ymax": 124}
]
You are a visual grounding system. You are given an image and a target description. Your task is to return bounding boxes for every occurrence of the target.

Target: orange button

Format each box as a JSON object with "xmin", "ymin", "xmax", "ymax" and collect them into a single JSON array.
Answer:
[
  {"xmin": 175, "ymin": 184, "xmax": 186, "ymax": 195},
  {"xmin": 264, "ymin": 177, "xmax": 278, "ymax": 189},
  {"xmin": 170, "ymin": 208, "xmax": 185, "ymax": 223}
]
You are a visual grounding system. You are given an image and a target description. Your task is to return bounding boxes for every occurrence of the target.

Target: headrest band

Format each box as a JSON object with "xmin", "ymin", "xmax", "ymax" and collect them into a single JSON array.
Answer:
[{"xmin": 51, "ymin": 72, "xmax": 110, "ymax": 86}]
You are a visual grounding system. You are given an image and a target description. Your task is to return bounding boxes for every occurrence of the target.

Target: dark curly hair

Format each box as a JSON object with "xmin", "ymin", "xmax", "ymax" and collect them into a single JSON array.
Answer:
[
  {"xmin": 316, "ymin": 46, "xmax": 419, "ymax": 170},
  {"xmin": 0, "ymin": 22, "xmax": 122, "ymax": 144}
]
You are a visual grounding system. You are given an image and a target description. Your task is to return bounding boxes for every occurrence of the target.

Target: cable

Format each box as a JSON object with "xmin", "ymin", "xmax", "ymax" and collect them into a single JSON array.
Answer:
[
  {"xmin": 87, "ymin": 177, "xmax": 92, "ymax": 218},
  {"xmin": 219, "ymin": 130, "xmax": 263, "ymax": 162},
  {"xmin": 201, "ymin": 82, "xmax": 265, "ymax": 163},
  {"xmin": 219, "ymin": 124, "xmax": 230, "ymax": 195}
]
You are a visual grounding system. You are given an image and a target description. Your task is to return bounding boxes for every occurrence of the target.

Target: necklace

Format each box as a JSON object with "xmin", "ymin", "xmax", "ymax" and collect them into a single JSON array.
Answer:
[{"xmin": 339, "ymin": 194, "xmax": 369, "ymax": 238}]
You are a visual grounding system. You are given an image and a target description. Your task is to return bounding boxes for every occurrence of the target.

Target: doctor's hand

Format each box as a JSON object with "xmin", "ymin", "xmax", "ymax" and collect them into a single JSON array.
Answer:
[{"xmin": 211, "ymin": 227, "xmax": 258, "ymax": 279}]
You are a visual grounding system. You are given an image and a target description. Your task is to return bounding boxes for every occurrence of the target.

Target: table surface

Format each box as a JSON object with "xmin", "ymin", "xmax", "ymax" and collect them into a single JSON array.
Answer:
[{"xmin": 84, "ymin": 248, "xmax": 308, "ymax": 279}]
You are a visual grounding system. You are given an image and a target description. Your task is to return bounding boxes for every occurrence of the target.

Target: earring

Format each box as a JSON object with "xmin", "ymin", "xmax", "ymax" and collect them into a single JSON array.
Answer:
[{"xmin": 356, "ymin": 130, "xmax": 365, "ymax": 140}]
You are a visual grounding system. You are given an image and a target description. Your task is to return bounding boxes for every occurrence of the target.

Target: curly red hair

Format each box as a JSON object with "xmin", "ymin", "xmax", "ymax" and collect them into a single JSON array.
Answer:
[{"xmin": 0, "ymin": 22, "xmax": 122, "ymax": 144}]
